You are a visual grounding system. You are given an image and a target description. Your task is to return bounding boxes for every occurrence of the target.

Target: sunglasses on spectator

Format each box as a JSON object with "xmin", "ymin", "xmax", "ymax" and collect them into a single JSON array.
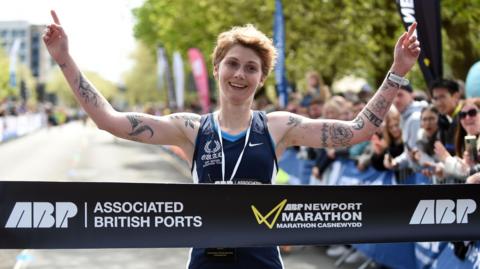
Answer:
[{"xmin": 459, "ymin": 109, "xmax": 479, "ymax": 119}]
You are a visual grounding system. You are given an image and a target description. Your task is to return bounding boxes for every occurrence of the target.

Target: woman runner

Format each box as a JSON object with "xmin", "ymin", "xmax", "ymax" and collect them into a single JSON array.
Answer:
[{"xmin": 43, "ymin": 10, "xmax": 420, "ymax": 269}]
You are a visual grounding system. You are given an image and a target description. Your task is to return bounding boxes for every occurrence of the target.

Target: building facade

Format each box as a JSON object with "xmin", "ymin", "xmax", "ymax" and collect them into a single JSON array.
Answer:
[{"xmin": 0, "ymin": 20, "xmax": 54, "ymax": 100}]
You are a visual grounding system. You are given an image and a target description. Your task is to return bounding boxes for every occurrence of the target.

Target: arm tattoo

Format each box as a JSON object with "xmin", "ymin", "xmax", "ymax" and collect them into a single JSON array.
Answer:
[
  {"xmin": 127, "ymin": 115, "xmax": 154, "ymax": 138},
  {"xmin": 321, "ymin": 123, "xmax": 329, "ymax": 147},
  {"xmin": 171, "ymin": 115, "xmax": 200, "ymax": 129},
  {"xmin": 362, "ymin": 108, "xmax": 383, "ymax": 127},
  {"xmin": 330, "ymin": 123, "xmax": 353, "ymax": 147},
  {"xmin": 380, "ymin": 80, "xmax": 399, "ymax": 91},
  {"xmin": 59, "ymin": 63, "xmax": 67, "ymax": 69},
  {"xmin": 77, "ymin": 73, "xmax": 101, "ymax": 107},
  {"xmin": 287, "ymin": 115, "xmax": 302, "ymax": 127},
  {"xmin": 370, "ymin": 95, "xmax": 389, "ymax": 115},
  {"xmin": 352, "ymin": 116, "xmax": 365, "ymax": 130}
]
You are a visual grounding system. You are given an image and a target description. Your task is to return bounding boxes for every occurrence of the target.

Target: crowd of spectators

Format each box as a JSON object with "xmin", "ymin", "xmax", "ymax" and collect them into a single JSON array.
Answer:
[
  {"xmin": 250, "ymin": 71, "xmax": 479, "ymax": 268},
  {"xmin": 2, "ymin": 71, "xmax": 479, "ymax": 267}
]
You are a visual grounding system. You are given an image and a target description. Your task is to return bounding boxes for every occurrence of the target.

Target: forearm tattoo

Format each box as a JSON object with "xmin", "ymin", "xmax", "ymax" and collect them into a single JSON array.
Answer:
[
  {"xmin": 321, "ymin": 123, "xmax": 329, "ymax": 147},
  {"xmin": 380, "ymin": 79, "xmax": 399, "ymax": 92},
  {"xmin": 127, "ymin": 115, "xmax": 154, "ymax": 138},
  {"xmin": 362, "ymin": 108, "xmax": 383, "ymax": 127},
  {"xmin": 287, "ymin": 116, "xmax": 302, "ymax": 127},
  {"xmin": 351, "ymin": 116, "xmax": 365, "ymax": 130},
  {"xmin": 319, "ymin": 122, "xmax": 354, "ymax": 147},
  {"xmin": 330, "ymin": 123, "xmax": 353, "ymax": 147},
  {"xmin": 59, "ymin": 63, "xmax": 67, "ymax": 69},
  {"xmin": 76, "ymin": 73, "xmax": 101, "ymax": 107},
  {"xmin": 369, "ymin": 95, "xmax": 389, "ymax": 115},
  {"xmin": 170, "ymin": 115, "xmax": 200, "ymax": 129}
]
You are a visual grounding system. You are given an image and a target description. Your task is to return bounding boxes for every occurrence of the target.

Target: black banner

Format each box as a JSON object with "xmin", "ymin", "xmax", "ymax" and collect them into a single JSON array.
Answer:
[
  {"xmin": 0, "ymin": 181, "xmax": 479, "ymax": 249},
  {"xmin": 396, "ymin": 0, "xmax": 443, "ymax": 85}
]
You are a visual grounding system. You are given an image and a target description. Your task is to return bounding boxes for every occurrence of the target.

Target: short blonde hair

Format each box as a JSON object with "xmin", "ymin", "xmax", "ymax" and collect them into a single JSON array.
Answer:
[{"xmin": 212, "ymin": 24, "xmax": 277, "ymax": 79}]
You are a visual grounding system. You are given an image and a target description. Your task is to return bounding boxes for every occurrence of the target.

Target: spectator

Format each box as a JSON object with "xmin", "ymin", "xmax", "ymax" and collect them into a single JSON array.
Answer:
[
  {"xmin": 411, "ymin": 105, "xmax": 441, "ymax": 180},
  {"xmin": 300, "ymin": 71, "xmax": 331, "ymax": 107},
  {"xmin": 429, "ymin": 79, "xmax": 463, "ymax": 155},
  {"xmin": 372, "ymin": 107, "xmax": 404, "ymax": 176},
  {"xmin": 437, "ymin": 99, "xmax": 480, "ymax": 181},
  {"xmin": 391, "ymin": 84, "xmax": 428, "ymax": 172}
]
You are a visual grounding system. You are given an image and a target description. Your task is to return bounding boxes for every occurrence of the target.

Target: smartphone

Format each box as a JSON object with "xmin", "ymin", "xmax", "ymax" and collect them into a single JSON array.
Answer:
[{"xmin": 465, "ymin": 135, "xmax": 478, "ymax": 162}]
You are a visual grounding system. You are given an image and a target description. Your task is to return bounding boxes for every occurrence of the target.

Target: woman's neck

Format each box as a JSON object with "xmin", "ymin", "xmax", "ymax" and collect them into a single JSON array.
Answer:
[{"xmin": 217, "ymin": 104, "xmax": 252, "ymax": 134}]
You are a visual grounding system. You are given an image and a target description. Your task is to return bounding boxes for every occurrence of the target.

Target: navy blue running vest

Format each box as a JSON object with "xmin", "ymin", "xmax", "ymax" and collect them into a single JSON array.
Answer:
[{"xmin": 189, "ymin": 111, "xmax": 283, "ymax": 269}]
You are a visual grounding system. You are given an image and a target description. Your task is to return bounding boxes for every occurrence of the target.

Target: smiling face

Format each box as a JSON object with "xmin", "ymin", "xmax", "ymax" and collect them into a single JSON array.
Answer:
[
  {"xmin": 214, "ymin": 45, "xmax": 264, "ymax": 106},
  {"xmin": 460, "ymin": 104, "xmax": 480, "ymax": 135}
]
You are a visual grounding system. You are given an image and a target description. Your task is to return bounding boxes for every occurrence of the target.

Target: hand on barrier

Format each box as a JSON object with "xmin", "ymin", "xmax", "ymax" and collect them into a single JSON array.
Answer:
[
  {"xmin": 422, "ymin": 161, "xmax": 444, "ymax": 179},
  {"xmin": 466, "ymin": 172, "xmax": 480, "ymax": 184}
]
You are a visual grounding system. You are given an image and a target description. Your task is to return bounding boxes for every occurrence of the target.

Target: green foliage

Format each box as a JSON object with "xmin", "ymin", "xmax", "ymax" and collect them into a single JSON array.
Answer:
[
  {"xmin": 133, "ymin": 0, "xmax": 480, "ymax": 94},
  {"xmin": 123, "ymin": 42, "xmax": 165, "ymax": 105},
  {"xmin": 442, "ymin": 0, "xmax": 480, "ymax": 80},
  {"xmin": 0, "ymin": 47, "xmax": 38, "ymax": 102},
  {"xmin": 17, "ymin": 64, "xmax": 37, "ymax": 103},
  {"xmin": 0, "ymin": 47, "xmax": 12, "ymax": 100}
]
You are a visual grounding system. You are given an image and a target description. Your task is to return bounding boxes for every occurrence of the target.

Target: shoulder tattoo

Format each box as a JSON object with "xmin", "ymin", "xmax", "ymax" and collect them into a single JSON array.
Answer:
[{"xmin": 170, "ymin": 115, "xmax": 200, "ymax": 129}]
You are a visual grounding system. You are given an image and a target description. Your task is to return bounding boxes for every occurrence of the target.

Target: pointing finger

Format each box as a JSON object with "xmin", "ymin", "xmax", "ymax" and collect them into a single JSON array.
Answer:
[
  {"xmin": 407, "ymin": 21, "xmax": 417, "ymax": 38},
  {"xmin": 51, "ymin": 10, "xmax": 61, "ymax": 25}
]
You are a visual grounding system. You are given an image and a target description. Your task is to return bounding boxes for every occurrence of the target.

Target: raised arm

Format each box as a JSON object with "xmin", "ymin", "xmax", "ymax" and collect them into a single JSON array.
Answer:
[
  {"xmin": 43, "ymin": 10, "xmax": 199, "ymax": 154},
  {"xmin": 269, "ymin": 23, "xmax": 420, "ymax": 155}
]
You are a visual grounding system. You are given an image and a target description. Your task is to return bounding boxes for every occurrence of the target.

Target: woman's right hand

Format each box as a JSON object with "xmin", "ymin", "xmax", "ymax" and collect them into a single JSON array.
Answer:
[{"xmin": 43, "ymin": 10, "xmax": 69, "ymax": 64}]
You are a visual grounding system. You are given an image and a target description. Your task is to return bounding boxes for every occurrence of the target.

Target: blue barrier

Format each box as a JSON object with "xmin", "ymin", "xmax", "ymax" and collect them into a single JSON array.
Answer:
[
  {"xmin": 432, "ymin": 242, "xmax": 479, "ymax": 269},
  {"xmin": 415, "ymin": 242, "xmax": 448, "ymax": 269},
  {"xmin": 404, "ymin": 171, "xmax": 433, "ymax": 185},
  {"xmin": 0, "ymin": 114, "xmax": 45, "ymax": 143},
  {"xmin": 354, "ymin": 243, "xmax": 417, "ymax": 269},
  {"xmin": 334, "ymin": 159, "xmax": 395, "ymax": 185},
  {"xmin": 278, "ymin": 148, "xmax": 300, "ymax": 178}
]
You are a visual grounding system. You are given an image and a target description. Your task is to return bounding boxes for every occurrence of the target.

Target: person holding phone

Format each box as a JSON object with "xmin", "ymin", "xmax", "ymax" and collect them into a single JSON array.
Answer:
[{"xmin": 435, "ymin": 99, "xmax": 480, "ymax": 181}]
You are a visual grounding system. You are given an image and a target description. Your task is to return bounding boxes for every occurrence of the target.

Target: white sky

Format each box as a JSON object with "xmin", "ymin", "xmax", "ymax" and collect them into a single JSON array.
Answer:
[{"xmin": 0, "ymin": 0, "xmax": 145, "ymax": 84}]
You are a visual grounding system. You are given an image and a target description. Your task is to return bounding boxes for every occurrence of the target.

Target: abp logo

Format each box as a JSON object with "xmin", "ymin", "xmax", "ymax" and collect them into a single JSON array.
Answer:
[
  {"xmin": 409, "ymin": 199, "xmax": 477, "ymax": 224},
  {"xmin": 5, "ymin": 202, "xmax": 78, "ymax": 228},
  {"xmin": 251, "ymin": 199, "xmax": 287, "ymax": 229}
]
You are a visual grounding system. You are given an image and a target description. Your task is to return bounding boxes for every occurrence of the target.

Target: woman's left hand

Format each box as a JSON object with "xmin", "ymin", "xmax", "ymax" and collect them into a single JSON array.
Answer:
[
  {"xmin": 463, "ymin": 150, "xmax": 476, "ymax": 168},
  {"xmin": 391, "ymin": 22, "xmax": 421, "ymax": 76},
  {"xmin": 434, "ymin": 141, "xmax": 451, "ymax": 162}
]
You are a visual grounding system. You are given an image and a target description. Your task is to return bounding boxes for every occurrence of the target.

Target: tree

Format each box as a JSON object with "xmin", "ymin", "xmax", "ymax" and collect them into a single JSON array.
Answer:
[
  {"xmin": 442, "ymin": 0, "xmax": 480, "ymax": 80},
  {"xmin": 0, "ymin": 47, "xmax": 12, "ymax": 100},
  {"xmin": 0, "ymin": 46, "xmax": 38, "ymax": 102},
  {"xmin": 132, "ymin": 0, "xmax": 480, "ymax": 93},
  {"xmin": 122, "ymin": 42, "xmax": 165, "ymax": 106}
]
